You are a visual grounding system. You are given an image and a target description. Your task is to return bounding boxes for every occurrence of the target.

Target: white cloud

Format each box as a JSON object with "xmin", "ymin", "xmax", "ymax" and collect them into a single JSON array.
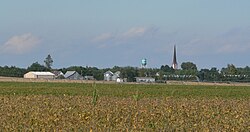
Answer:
[
  {"xmin": 1, "ymin": 33, "xmax": 40, "ymax": 54},
  {"xmin": 92, "ymin": 33, "xmax": 114, "ymax": 42},
  {"xmin": 121, "ymin": 27, "xmax": 147, "ymax": 39},
  {"xmin": 92, "ymin": 27, "xmax": 155, "ymax": 46}
]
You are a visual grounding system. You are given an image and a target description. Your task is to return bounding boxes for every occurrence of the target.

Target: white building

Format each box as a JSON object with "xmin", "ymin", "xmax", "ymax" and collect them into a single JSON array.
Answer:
[
  {"xmin": 135, "ymin": 77, "xmax": 155, "ymax": 83},
  {"xmin": 104, "ymin": 71, "xmax": 114, "ymax": 81},
  {"xmin": 116, "ymin": 78, "xmax": 124, "ymax": 83},
  {"xmin": 24, "ymin": 72, "xmax": 55, "ymax": 79},
  {"xmin": 104, "ymin": 71, "xmax": 122, "ymax": 81}
]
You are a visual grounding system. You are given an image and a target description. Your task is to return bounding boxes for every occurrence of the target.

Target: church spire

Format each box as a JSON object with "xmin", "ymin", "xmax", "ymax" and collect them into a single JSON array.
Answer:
[{"xmin": 172, "ymin": 45, "xmax": 178, "ymax": 69}]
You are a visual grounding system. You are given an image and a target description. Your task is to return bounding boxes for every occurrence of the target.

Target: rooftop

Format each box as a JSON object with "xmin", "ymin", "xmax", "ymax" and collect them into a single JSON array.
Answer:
[{"xmin": 30, "ymin": 72, "xmax": 55, "ymax": 76}]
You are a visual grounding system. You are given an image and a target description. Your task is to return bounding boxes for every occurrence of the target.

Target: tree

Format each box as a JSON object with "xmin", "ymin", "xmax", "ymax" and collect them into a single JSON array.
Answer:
[
  {"xmin": 181, "ymin": 62, "xmax": 197, "ymax": 71},
  {"xmin": 44, "ymin": 54, "xmax": 53, "ymax": 69},
  {"xmin": 27, "ymin": 62, "xmax": 49, "ymax": 71},
  {"xmin": 199, "ymin": 67, "xmax": 220, "ymax": 82},
  {"xmin": 221, "ymin": 64, "xmax": 237, "ymax": 75},
  {"xmin": 227, "ymin": 64, "xmax": 237, "ymax": 75},
  {"xmin": 0, "ymin": 66, "xmax": 27, "ymax": 77},
  {"xmin": 160, "ymin": 65, "xmax": 174, "ymax": 73}
]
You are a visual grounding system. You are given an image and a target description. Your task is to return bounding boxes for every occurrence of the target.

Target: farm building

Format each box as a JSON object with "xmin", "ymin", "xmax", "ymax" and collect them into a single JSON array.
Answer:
[
  {"xmin": 116, "ymin": 78, "xmax": 124, "ymax": 83},
  {"xmin": 52, "ymin": 71, "xmax": 65, "ymax": 79},
  {"xmin": 24, "ymin": 72, "xmax": 55, "ymax": 79},
  {"xmin": 112, "ymin": 71, "xmax": 121, "ymax": 81},
  {"xmin": 84, "ymin": 76, "xmax": 95, "ymax": 80},
  {"xmin": 104, "ymin": 71, "xmax": 113, "ymax": 81},
  {"xmin": 104, "ymin": 71, "xmax": 122, "ymax": 82},
  {"xmin": 135, "ymin": 77, "xmax": 155, "ymax": 83},
  {"xmin": 64, "ymin": 71, "xmax": 83, "ymax": 80}
]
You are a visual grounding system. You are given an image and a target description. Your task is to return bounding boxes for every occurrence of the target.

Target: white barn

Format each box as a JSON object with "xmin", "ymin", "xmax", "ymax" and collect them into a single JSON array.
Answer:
[{"xmin": 24, "ymin": 72, "xmax": 55, "ymax": 79}]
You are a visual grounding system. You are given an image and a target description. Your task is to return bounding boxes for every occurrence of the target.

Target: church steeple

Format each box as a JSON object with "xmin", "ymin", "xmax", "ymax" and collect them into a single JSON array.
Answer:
[{"xmin": 172, "ymin": 45, "xmax": 178, "ymax": 69}]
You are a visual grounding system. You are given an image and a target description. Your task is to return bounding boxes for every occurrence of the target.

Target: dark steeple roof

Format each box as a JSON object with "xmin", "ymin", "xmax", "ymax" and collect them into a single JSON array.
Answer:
[{"xmin": 172, "ymin": 45, "xmax": 178, "ymax": 69}]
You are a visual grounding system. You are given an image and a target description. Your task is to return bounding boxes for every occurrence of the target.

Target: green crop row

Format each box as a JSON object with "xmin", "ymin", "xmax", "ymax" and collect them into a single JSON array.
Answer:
[{"xmin": 0, "ymin": 82, "xmax": 250, "ymax": 98}]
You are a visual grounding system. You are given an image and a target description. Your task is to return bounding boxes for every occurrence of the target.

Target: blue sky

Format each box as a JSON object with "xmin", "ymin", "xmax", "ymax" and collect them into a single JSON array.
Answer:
[{"xmin": 1, "ymin": 0, "xmax": 250, "ymax": 69}]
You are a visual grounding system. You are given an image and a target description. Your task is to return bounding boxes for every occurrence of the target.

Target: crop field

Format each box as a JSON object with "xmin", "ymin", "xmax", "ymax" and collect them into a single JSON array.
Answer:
[{"xmin": 0, "ymin": 81, "xmax": 250, "ymax": 131}]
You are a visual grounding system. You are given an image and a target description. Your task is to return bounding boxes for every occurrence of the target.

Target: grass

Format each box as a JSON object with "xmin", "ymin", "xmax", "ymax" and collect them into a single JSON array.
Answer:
[
  {"xmin": 0, "ymin": 81, "xmax": 249, "ymax": 98},
  {"xmin": 0, "ymin": 81, "xmax": 250, "ymax": 131}
]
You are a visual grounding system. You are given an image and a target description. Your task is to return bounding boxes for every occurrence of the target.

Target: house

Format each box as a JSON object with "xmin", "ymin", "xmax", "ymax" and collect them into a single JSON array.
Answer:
[
  {"xmin": 112, "ymin": 71, "xmax": 121, "ymax": 81},
  {"xmin": 104, "ymin": 71, "xmax": 113, "ymax": 81},
  {"xmin": 24, "ymin": 71, "xmax": 55, "ymax": 79},
  {"xmin": 64, "ymin": 71, "xmax": 83, "ymax": 80},
  {"xmin": 135, "ymin": 77, "xmax": 155, "ymax": 83},
  {"xmin": 104, "ymin": 71, "xmax": 122, "ymax": 81}
]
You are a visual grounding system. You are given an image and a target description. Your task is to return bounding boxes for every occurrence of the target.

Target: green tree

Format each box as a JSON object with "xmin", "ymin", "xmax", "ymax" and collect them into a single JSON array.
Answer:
[
  {"xmin": 199, "ymin": 67, "xmax": 220, "ymax": 82},
  {"xmin": 0, "ymin": 66, "xmax": 27, "ymax": 77},
  {"xmin": 44, "ymin": 54, "xmax": 53, "ymax": 69},
  {"xmin": 160, "ymin": 65, "xmax": 174, "ymax": 73},
  {"xmin": 27, "ymin": 62, "xmax": 49, "ymax": 71},
  {"xmin": 180, "ymin": 62, "xmax": 198, "ymax": 76},
  {"xmin": 221, "ymin": 64, "xmax": 237, "ymax": 75},
  {"xmin": 181, "ymin": 62, "xmax": 197, "ymax": 71},
  {"xmin": 227, "ymin": 64, "xmax": 237, "ymax": 75}
]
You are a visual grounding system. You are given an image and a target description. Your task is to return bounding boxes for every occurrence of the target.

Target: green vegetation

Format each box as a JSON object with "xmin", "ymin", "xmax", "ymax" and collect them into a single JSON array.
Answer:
[
  {"xmin": 91, "ymin": 83, "xmax": 99, "ymax": 106},
  {"xmin": 0, "ymin": 82, "xmax": 250, "ymax": 98},
  {"xmin": 0, "ymin": 82, "xmax": 250, "ymax": 131},
  {"xmin": 44, "ymin": 54, "xmax": 53, "ymax": 69},
  {"xmin": 2, "ymin": 61, "xmax": 250, "ymax": 82}
]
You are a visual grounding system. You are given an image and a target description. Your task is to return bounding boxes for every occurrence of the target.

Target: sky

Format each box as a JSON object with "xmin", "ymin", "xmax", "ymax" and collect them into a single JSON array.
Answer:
[{"xmin": 1, "ymin": 0, "xmax": 250, "ymax": 69}]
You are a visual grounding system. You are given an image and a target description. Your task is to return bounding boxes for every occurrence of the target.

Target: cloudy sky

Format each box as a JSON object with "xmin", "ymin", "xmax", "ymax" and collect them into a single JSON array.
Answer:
[{"xmin": 1, "ymin": 0, "xmax": 250, "ymax": 69}]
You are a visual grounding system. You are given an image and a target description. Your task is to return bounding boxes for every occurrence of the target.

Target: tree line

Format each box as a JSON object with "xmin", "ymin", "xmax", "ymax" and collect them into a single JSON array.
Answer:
[
  {"xmin": 1, "ymin": 54, "xmax": 250, "ymax": 82},
  {"xmin": 1, "ymin": 61, "xmax": 250, "ymax": 82}
]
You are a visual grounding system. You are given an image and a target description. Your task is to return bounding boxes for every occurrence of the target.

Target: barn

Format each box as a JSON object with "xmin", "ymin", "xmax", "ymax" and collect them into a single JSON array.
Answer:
[
  {"xmin": 24, "ymin": 72, "xmax": 55, "ymax": 79},
  {"xmin": 64, "ymin": 71, "xmax": 83, "ymax": 80}
]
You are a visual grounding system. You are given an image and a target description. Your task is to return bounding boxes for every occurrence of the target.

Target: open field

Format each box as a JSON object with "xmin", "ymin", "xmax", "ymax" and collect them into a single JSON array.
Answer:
[
  {"xmin": 1, "ymin": 76, "xmax": 250, "ymax": 87},
  {"xmin": 0, "ymin": 81, "xmax": 250, "ymax": 131}
]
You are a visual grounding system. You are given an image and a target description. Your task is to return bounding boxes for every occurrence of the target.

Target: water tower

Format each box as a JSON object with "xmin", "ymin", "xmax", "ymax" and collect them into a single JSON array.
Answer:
[{"xmin": 141, "ymin": 58, "xmax": 147, "ymax": 68}]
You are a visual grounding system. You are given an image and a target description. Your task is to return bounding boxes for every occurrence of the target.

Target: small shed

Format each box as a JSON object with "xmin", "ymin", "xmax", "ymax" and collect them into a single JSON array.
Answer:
[
  {"xmin": 64, "ymin": 71, "xmax": 83, "ymax": 80},
  {"xmin": 24, "ymin": 72, "xmax": 55, "ymax": 79},
  {"xmin": 116, "ymin": 78, "xmax": 124, "ymax": 83},
  {"xmin": 135, "ymin": 77, "xmax": 155, "ymax": 83}
]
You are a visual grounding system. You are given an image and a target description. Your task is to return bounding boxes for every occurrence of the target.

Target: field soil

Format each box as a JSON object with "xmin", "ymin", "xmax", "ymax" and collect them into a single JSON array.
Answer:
[
  {"xmin": 0, "ymin": 95, "xmax": 249, "ymax": 131},
  {"xmin": 0, "ymin": 81, "xmax": 249, "ymax": 131}
]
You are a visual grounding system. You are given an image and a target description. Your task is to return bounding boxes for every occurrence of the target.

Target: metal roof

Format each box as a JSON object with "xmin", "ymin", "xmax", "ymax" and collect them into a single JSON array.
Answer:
[
  {"xmin": 64, "ymin": 71, "xmax": 77, "ymax": 78},
  {"xmin": 30, "ymin": 72, "xmax": 55, "ymax": 76},
  {"xmin": 104, "ymin": 71, "xmax": 113, "ymax": 75}
]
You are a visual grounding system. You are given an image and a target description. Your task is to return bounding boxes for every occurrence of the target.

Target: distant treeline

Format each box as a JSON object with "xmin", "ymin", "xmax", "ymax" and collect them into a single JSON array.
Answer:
[{"xmin": 1, "ymin": 62, "xmax": 250, "ymax": 82}]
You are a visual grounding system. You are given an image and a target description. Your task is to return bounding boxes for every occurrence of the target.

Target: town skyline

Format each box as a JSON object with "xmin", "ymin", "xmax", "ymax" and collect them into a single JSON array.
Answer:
[{"xmin": 1, "ymin": 1, "xmax": 250, "ymax": 69}]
